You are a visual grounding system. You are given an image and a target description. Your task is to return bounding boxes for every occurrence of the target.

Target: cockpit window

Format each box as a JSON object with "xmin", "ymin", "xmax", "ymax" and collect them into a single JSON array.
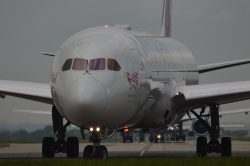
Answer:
[
  {"xmin": 89, "ymin": 58, "xmax": 106, "ymax": 70},
  {"xmin": 62, "ymin": 59, "xmax": 72, "ymax": 71},
  {"xmin": 72, "ymin": 58, "xmax": 88, "ymax": 70},
  {"xmin": 107, "ymin": 58, "xmax": 121, "ymax": 71},
  {"xmin": 62, "ymin": 58, "xmax": 120, "ymax": 72}
]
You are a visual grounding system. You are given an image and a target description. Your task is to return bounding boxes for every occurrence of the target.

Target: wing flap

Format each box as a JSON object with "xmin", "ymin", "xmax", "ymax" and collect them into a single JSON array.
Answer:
[
  {"xmin": 174, "ymin": 81, "xmax": 250, "ymax": 109},
  {"xmin": 0, "ymin": 80, "xmax": 53, "ymax": 104}
]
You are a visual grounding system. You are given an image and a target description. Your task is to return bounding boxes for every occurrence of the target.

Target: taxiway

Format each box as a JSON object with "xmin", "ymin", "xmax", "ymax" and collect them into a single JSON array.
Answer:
[{"xmin": 0, "ymin": 141, "xmax": 249, "ymax": 158}]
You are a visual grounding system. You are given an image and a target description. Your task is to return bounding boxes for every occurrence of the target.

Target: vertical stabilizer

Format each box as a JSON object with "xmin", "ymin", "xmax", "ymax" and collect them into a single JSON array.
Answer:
[{"xmin": 161, "ymin": 0, "xmax": 172, "ymax": 37}]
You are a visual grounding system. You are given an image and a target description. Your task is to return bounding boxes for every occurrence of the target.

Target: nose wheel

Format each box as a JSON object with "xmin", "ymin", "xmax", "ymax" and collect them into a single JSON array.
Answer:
[
  {"xmin": 83, "ymin": 145, "xmax": 108, "ymax": 159},
  {"xmin": 83, "ymin": 130, "xmax": 108, "ymax": 159}
]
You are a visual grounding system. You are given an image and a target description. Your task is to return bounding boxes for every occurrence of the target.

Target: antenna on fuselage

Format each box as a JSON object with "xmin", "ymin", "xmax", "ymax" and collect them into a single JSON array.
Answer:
[{"xmin": 161, "ymin": 0, "xmax": 172, "ymax": 37}]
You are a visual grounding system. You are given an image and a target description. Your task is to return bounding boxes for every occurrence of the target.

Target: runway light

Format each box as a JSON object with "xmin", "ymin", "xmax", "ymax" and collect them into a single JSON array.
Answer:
[
  {"xmin": 157, "ymin": 134, "xmax": 161, "ymax": 139},
  {"xmin": 96, "ymin": 127, "xmax": 101, "ymax": 132},
  {"xmin": 90, "ymin": 127, "xmax": 94, "ymax": 132}
]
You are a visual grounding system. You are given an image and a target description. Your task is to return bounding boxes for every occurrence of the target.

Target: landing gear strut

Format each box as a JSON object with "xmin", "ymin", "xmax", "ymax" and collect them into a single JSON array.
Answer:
[
  {"xmin": 123, "ymin": 132, "xmax": 133, "ymax": 143},
  {"xmin": 176, "ymin": 122, "xmax": 186, "ymax": 142},
  {"xmin": 42, "ymin": 106, "xmax": 79, "ymax": 158},
  {"xmin": 83, "ymin": 128, "xmax": 108, "ymax": 159},
  {"xmin": 139, "ymin": 129, "xmax": 145, "ymax": 143},
  {"xmin": 192, "ymin": 104, "xmax": 232, "ymax": 157}
]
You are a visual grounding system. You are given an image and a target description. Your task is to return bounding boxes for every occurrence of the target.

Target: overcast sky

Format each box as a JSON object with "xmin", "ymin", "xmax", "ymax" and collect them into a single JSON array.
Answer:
[{"xmin": 0, "ymin": 0, "xmax": 249, "ymax": 130}]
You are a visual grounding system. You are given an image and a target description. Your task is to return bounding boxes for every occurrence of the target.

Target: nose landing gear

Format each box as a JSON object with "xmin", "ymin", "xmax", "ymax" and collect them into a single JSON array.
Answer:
[{"xmin": 83, "ymin": 127, "xmax": 108, "ymax": 159}]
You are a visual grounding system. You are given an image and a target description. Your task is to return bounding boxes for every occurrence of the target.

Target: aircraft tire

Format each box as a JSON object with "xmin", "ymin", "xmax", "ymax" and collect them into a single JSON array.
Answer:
[
  {"xmin": 42, "ymin": 137, "xmax": 55, "ymax": 158},
  {"xmin": 176, "ymin": 135, "xmax": 179, "ymax": 142},
  {"xmin": 196, "ymin": 136, "xmax": 207, "ymax": 157},
  {"xmin": 66, "ymin": 137, "xmax": 79, "ymax": 158},
  {"xmin": 149, "ymin": 134, "xmax": 154, "ymax": 143},
  {"xmin": 95, "ymin": 145, "xmax": 108, "ymax": 160},
  {"xmin": 182, "ymin": 135, "xmax": 186, "ymax": 142},
  {"xmin": 130, "ymin": 136, "xmax": 133, "ymax": 143},
  {"xmin": 221, "ymin": 137, "xmax": 232, "ymax": 157},
  {"xmin": 83, "ymin": 145, "xmax": 94, "ymax": 158}
]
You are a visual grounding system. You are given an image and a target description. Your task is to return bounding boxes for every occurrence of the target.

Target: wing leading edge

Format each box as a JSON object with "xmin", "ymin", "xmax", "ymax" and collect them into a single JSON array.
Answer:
[
  {"xmin": 173, "ymin": 81, "xmax": 250, "ymax": 110},
  {"xmin": 0, "ymin": 80, "xmax": 52, "ymax": 104},
  {"xmin": 198, "ymin": 59, "xmax": 250, "ymax": 74}
]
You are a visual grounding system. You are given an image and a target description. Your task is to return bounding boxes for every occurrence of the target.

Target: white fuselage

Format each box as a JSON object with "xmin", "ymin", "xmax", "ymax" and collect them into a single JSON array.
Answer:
[{"xmin": 51, "ymin": 26, "xmax": 198, "ymax": 129}]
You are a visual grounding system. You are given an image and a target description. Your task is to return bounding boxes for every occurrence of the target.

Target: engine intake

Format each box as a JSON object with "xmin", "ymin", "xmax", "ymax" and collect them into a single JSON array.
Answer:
[{"xmin": 192, "ymin": 119, "xmax": 209, "ymax": 136}]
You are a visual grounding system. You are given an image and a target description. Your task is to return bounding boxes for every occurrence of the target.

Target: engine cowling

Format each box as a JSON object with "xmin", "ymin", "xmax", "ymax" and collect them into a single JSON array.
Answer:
[
  {"xmin": 101, "ymin": 129, "xmax": 116, "ymax": 138},
  {"xmin": 192, "ymin": 119, "xmax": 209, "ymax": 136}
]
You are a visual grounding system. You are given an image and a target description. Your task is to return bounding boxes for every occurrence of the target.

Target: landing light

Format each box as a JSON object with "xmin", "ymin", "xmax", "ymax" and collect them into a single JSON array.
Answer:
[
  {"xmin": 157, "ymin": 134, "xmax": 161, "ymax": 139},
  {"xmin": 96, "ymin": 127, "xmax": 101, "ymax": 132},
  {"xmin": 176, "ymin": 92, "xmax": 181, "ymax": 96},
  {"xmin": 90, "ymin": 127, "xmax": 94, "ymax": 132}
]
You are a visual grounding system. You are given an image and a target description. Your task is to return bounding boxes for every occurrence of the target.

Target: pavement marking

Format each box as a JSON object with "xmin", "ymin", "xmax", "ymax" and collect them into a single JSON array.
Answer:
[{"xmin": 139, "ymin": 143, "xmax": 153, "ymax": 157}]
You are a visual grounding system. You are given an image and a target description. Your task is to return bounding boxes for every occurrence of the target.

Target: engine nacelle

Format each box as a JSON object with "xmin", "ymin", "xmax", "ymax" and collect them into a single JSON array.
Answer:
[
  {"xmin": 101, "ymin": 129, "xmax": 116, "ymax": 138},
  {"xmin": 192, "ymin": 119, "xmax": 209, "ymax": 136}
]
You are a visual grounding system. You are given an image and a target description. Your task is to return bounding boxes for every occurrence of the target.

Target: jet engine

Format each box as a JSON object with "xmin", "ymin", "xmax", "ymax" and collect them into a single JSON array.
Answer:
[{"xmin": 191, "ymin": 119, "xmax": 209, "ymax": 136}]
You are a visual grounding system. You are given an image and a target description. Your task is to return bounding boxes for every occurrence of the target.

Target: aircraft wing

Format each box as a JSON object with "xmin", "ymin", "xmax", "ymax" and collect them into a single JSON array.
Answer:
[
  {"xmin": 0, "ymin": 80, "xmax": 52, "ymax": 104},
  {"xmin": 220, "ymin": 124, "xmax": 245, "ymax": 128},
  {"xmin": 197, "ymin": 59, "xmax": 250, "ymax": 73},
  {"xmin": 173, "ymin": 81, "xmax": 250, "ymax": 110},
  {"xmin": 12, "ymin": 109, "xmax": 51, "ymax": 115},
  {"xmin": 219, "ymin": 108, "xmax": 250, "ymax": 117}
]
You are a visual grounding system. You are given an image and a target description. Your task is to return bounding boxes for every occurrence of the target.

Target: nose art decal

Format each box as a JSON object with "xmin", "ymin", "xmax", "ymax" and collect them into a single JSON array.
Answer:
[{"xmin": 126, "ymin": 72, "xmax": 139, "ymax": 89}]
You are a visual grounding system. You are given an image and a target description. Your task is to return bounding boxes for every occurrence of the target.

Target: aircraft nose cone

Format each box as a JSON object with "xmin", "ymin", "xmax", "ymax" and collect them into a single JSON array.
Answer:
[{"xmin": 69, "ymin": 77, "xmax": 107, "ymax": 112}]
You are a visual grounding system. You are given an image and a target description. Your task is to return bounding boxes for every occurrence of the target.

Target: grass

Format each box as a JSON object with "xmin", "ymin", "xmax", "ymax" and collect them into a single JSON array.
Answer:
[
  {"xmin": 232, "ymin": 137, "xmax": 250, "ymax": 142},
  {"xmin": 0, "ymin": 158, "xmax": 249, "ymax": 166},
  {"xmin": 0, "ymin": 139, "xmax": 41, "ymax": 144},
  {"xmin": 0, "ymin": 139, "xmax": 91, "ymax": 144}
]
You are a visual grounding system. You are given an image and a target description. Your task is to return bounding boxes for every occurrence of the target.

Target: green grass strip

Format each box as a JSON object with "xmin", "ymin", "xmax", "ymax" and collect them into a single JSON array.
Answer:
[{"xmin": 0, "ymin": 157, "xmax": 249, "ymax": 166}]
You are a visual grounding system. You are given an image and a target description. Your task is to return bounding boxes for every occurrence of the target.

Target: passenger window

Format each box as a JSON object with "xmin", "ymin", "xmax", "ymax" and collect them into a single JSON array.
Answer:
[
  {"xmin": 72, "ymin": 58, "xmax": 88, "ymax": 70},
  {"xmin": 107, "ymin": 58, "xmax": 121, "ymax": 71},
  {"xmin": 62, "ymin": 59, "xmax": 72, "ymax": 71},
  {"xmin": 89, "ymin": 58, "xmax": 106, "ymax": 70}
]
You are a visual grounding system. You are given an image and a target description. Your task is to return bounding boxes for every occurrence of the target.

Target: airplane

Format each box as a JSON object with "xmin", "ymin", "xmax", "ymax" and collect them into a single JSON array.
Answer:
[{"xmin": 1, "ymin": 0, "xmax": 250, "ymax": 159}]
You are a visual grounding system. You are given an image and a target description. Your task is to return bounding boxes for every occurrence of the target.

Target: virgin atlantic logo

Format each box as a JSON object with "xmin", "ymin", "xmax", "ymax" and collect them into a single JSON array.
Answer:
[{"xmin": 126, "ymin": 72, "xmax": 139, "ymax": 89}]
